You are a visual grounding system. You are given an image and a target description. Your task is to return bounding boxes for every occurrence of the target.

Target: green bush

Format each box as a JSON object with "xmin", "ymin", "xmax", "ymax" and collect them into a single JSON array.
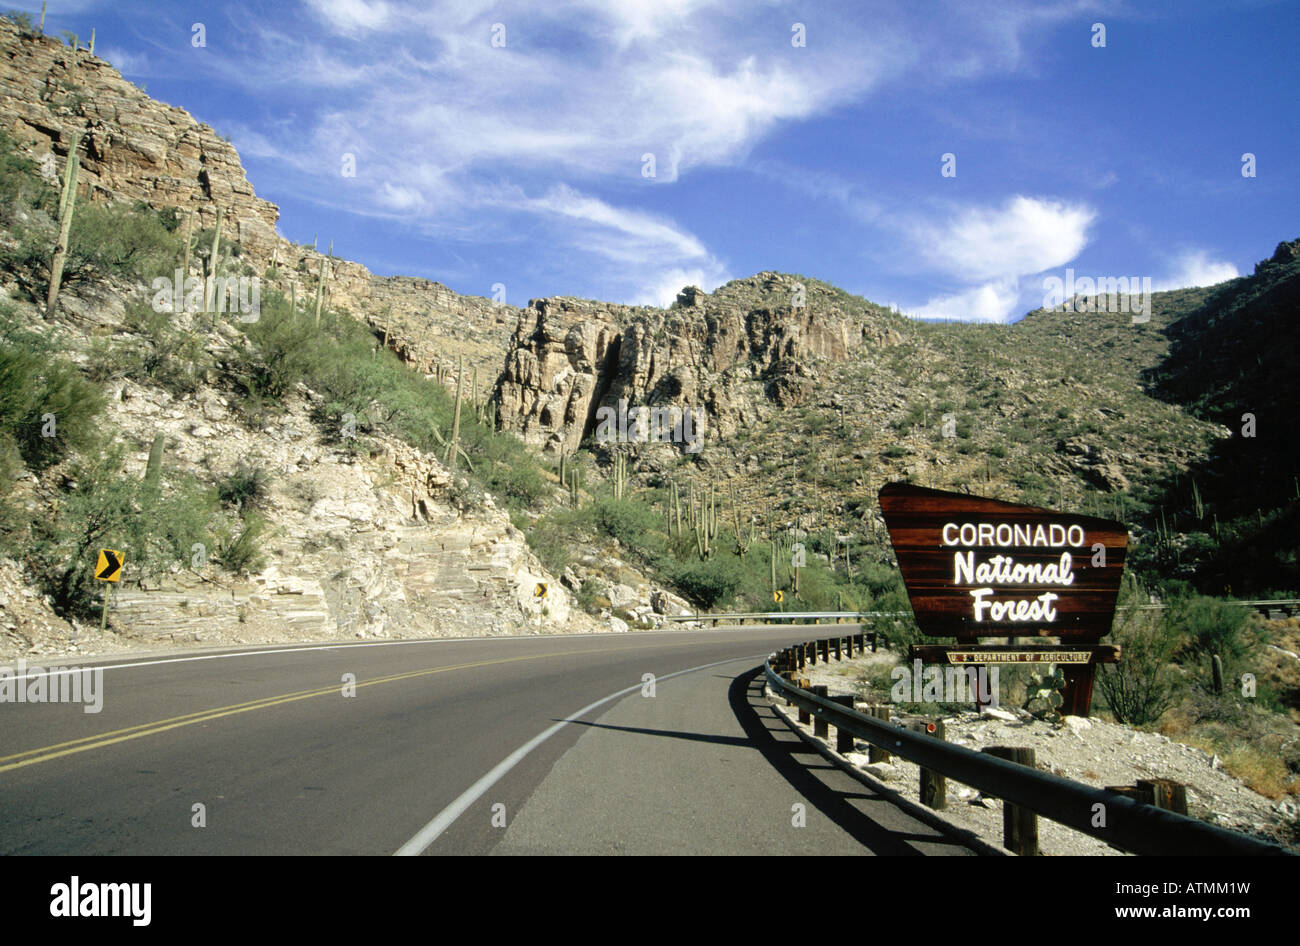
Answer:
[
  {"xmin": 1169, "ymin": 594, "xmax": 1250, "ymax": 660},
  {"xmin": 665, "ymin": 556, "xmax": 744, "ymax": 609},
  {"xmin": 1097, "ymin": 582, "xmax": 1183, "ymax": 725},
  {"xmin": 216, "ymin": 463, "xmax": 271, "ymax": 512},
  {"xmin": 0, "ymin": 312, "xmax": 103, "ymax": 471},
  {"xmin": 22, "ymin": 442, "xmax": 217, "ymax": 617},
  {"xmin": 576, "ymin": 577, "xmax": 610, "ymax": 614},
  {"xmin": 592, "ymin": 496, "xmax": 663, "ymax": 553},
  {"xmin": 85, "ymin": 301, "xmax": 204, "ymax": 395},
  {"xmin": 63, "ymin": 200, "xmax": 181, "ymax": 288},
  {"xmin": 215, "ymin": 510, "xmax": 267, "ymax": 576}
]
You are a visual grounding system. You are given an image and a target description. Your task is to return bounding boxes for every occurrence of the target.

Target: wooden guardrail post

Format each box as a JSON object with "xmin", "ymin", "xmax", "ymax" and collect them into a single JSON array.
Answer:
[
  {"xmin": 797, "ymin": 677, "xmax": 811, "ymax": 724},
  {"xmin": 811, "ymin": 685, "xmax": 829, "ymax": 738},
  {"xmin": 1106, "ymin": 779, "xmax": 1189, "ymax": 816},
  {"xmin": 845, "ymin": 634, "xmax": 854, "ymax": 658},
  {"xmin": 1141, "ymin": 778, "xmax": 1189, "ymax": 814},
  {"xmin": 818, "ymin": 639, "xmax": 829, "ymax": 662},
  {"xmin": 833, "ymin": 637, "xmax": 842, "ymax": 661},
  {"xmin": 830, "ymin": 695, "xmax": 855, "ymax": 752},
  {"xmin": 807, "ymin": 641, "xmax": 816, "ymax": 666},
  {"xmin": 919, "ymin": 720, "xmax": 946, "ymax": 809},
  {"xmin": 867, "ymin": 705, "xmax": 891, "ymax": 763},
  {"xmin": 984, "ymin": 747, "xmax": 1039, "ymax": 855}
]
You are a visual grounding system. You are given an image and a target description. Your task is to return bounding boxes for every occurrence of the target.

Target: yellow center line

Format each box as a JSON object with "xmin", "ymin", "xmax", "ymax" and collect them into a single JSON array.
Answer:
[{"xmin": 0, "ymin": 638, "xmax": 740, "ymax": 775}]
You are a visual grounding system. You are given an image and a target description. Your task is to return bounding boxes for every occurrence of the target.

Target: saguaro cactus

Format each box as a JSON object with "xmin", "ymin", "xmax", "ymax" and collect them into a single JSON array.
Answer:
[
  {"xmin": 446, "ymin": 355, "xmax": 464, "ymax": 471},
  {"xmin": 568, "ymin": 465, "xmax": 581, "ymax": 508},
  {"xmin": 144, "ymin": 432, "xmax": 165, "ymax": 485},
  {"xmin": 45, "ymin": 134, "xmax": 81, "ymax": 319},
  {"xmin": 731, "ymin": 482, "xmax": 747, "ymax": 559},
  {"xmin": 612, "ymin": 449, "xmax": 628, "ymax": 501},
  {"xmin": 313, "ymin": 251, "xmax": 328, "ymax": 328}
]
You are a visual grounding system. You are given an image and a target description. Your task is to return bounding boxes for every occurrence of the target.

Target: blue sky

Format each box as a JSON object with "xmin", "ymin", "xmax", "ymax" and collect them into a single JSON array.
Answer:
[{"xmin": 30, "ymin": 0, "xmax": 1300, "ymax": 320}]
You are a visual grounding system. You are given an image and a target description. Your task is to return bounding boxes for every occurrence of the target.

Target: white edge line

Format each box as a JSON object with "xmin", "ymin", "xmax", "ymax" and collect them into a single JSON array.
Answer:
[{"xmin": 393, "ymin": 653, "xmax": 769, "ymax": 856}]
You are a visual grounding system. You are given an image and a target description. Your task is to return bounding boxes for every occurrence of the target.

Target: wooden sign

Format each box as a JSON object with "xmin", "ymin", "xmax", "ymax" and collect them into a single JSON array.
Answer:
[{"xmin": 878, "ymin": 483, "xmax": 1127, "ymax": 643}]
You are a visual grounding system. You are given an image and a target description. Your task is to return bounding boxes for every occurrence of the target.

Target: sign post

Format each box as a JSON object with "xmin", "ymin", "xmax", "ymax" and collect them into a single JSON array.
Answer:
[
  {"xmin": 94, "ymin": 548, "xmax": 123, "ymax": 631},
  {"xmin": 878, "ymin": 483, "xmax": 1128, "ymax": 716}
]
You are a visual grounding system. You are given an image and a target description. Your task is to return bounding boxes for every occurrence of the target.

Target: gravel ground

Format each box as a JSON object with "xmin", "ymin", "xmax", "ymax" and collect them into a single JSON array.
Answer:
[{"xmin": 768, "ymin": 649, "xmax": 1299, "ymax": 855}]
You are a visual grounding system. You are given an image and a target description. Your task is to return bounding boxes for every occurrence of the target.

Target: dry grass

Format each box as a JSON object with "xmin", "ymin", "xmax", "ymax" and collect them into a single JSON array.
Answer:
[{"xmin": 1220, "ymin": 745, "xmax": 1299, "ymax": 800}]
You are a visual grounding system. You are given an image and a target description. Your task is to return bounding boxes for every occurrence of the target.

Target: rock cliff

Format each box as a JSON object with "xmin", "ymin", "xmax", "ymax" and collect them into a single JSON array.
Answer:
[{"xmin": 495, "ymin": 272, "xmax": 902, "ymax": 456}]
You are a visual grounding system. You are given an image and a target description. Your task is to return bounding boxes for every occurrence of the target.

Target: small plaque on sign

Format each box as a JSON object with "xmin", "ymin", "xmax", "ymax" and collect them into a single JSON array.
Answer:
[{"xmin": 948, "ymin": 650, "xmax": 1092, "ymax": 664}]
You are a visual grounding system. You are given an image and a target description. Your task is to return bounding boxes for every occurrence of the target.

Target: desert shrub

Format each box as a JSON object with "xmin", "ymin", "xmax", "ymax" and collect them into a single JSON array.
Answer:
[
  {"xmin": 23, "ymin": 442, "xmax": 217, "ymax": 617},
  {"xmin": 591, "ymin": 496, "xmax": 663, "ymax": 553},
  {"xmin": 1097, "ymin": 589, "xmax": 1182, "ymax": 726},
  {"xmin": 0, "ymin": 432, "xmax": 25, "ymax": 550},
  {"xmin": 63, "ymin": 200, "xmax": 181, "ymax": 288},
  {"xmin": 230, "ymin": 298, "xmax": 323, "ymax": 400},
  {"xmin": 1, "ymin": 10, "xmax": 36, "ymax": 33},
  {"xmin": 216, "ymin": 463, "xmax": 271, "ymax": 512},
  {"xmin": 664, "ymin": 556, "xmax": 744, "ymax": 610},
  {"xmin": 1169, "ymin": 594, "xmax": 1250, "ymax": 660},
  {"xmin": 485, "ymin": 458, "xmax": 550, "ymax": 509},
  {"xmin": 215, "ymin": 510, "xmax": 266, "ymax": 576},
  {"xmin": 576, "ymin": 577, "xmax": 610, "ymax": 614},
  {"xmin": 85, "ymin": 301, "xmax": 204, "ymax": 395},
  {"xmin": 0, "ymin": 313, "xmax": 102, "ymax": 471},
  {"xmin": 522, "ymin": 505, "xmax": 597, "ymax": 576}
]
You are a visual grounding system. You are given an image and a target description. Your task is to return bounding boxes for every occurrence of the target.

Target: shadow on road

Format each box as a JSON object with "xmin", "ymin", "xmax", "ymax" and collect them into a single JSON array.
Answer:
[
  {"xmin": 727, "ymin": 666, "xmax": 979, "ymax": 856},
  {"xmin": 563, "ymin": 720, "xmax": 752, "ymax": 748}
]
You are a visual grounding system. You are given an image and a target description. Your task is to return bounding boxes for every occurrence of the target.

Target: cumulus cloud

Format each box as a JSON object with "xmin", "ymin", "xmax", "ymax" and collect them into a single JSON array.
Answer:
[
  {"xmin": 915, "ymin": 196, "xmax": 1096, "ymax": 281},
  {"xmin": 910, "ymin": 279, "xmax": 1023, "ymax": 324},
  {"xmin": 1154, "ymin": 250, "xmax": 1239, "ymax": 291},
  {"xmin": 636, "ymin": 264, "xmax": 730, "ymax": 308}
]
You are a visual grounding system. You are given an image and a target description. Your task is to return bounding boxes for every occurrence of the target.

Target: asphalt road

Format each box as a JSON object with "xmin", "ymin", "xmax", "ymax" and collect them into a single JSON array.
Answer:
[{"xmin": 0, "ymin": 627, "xmax": 978, "ymax": 855}]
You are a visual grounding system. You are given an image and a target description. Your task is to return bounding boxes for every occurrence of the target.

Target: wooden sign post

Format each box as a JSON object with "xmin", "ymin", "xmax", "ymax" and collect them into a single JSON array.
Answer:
[{"xmin": 878, "ymin": 483, "xmax": 1128, "ymax": 716}]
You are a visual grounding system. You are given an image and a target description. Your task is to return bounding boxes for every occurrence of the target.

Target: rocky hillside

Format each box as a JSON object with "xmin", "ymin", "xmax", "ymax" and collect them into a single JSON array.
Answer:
[{"xmin": 0, "ymin": 19, "xmax": 698, "ymax": 659}]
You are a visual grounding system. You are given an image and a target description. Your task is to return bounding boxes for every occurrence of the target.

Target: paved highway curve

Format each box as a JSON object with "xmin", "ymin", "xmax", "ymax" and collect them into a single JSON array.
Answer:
[{"xmin": 1, "ymin": 628, "xmax": 980, "ymax": 855}]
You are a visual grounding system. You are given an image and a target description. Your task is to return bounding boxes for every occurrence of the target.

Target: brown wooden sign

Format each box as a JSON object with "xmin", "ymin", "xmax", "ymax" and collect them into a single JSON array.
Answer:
[{"xmin": 878, "ymin": 483, "xmax": 1128, "ymax": 644}]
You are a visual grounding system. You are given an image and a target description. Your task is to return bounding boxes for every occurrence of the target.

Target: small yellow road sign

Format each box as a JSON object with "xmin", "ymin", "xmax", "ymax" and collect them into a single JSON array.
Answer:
[
  {"xmin": 534, "ymin": 582, "xmax": 547, "ymax": 598},
  {"xmin": 773, "ymin": 589, "xmax": 784, "ymax": 604},
  {"xmin": 95, "ymin": 548, "xmax": 124, "ymax": 582}
]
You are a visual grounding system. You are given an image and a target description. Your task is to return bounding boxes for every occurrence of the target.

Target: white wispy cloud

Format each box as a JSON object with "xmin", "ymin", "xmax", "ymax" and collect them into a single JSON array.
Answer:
[
  {"xmin": 304, "ymin": 0, "xmax": 394, "ymax": 34},
  {"xmin": 158, "ymin": 0, "xmax": 1118, "ymax": 304},
  {"xmin": 98, "ymin": 46, "xmax": 148, "ymax": 75}
]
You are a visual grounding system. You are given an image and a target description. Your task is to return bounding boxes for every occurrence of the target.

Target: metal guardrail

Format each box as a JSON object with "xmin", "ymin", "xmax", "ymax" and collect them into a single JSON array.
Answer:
[{"xmin": 764, "ymin": 652, "xmax": 1291, "ymax": 856}]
